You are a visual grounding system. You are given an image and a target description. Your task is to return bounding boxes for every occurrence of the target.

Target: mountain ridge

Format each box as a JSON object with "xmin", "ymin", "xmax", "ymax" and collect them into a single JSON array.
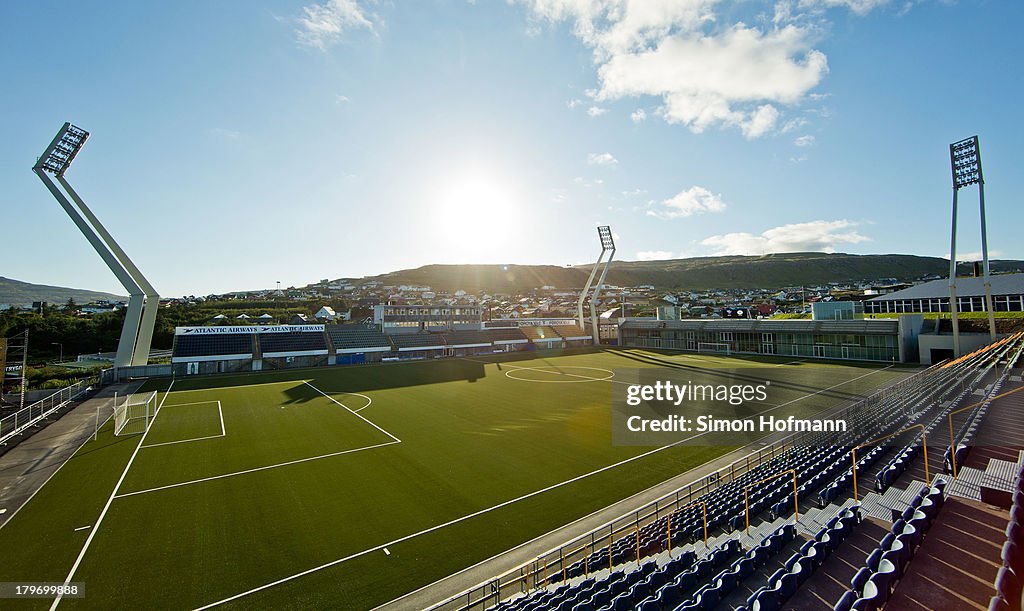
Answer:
[
  {"xmin": 0, "ymin": 277, "xmax": 125, "ymax": 307},
  {"xmin": 345, "ymin": 253, "xmax": 1024, "ymax": 292}
]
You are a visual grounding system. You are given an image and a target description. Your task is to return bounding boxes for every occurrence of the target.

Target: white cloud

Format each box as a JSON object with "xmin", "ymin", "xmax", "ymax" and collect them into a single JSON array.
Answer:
[
  {"xmin": 781, "ymin": 117, "xmax": 808, "ymax": 133},
  {"xmin": 637, "ymin": 250, "xmax": 674, "ymax": 261},
  {"xmin": 296, "ymin": 0, "xmax": 373, "ymax": 50},
  {"xmin": 948, "ymin": 250, "xmax": 1004, "ymax": 262},
  {"xmin": 597, "ymin": 25, "xmax": 826, "ymax": 136},
  {"xmin": 587, "ymin": 105, "xmax": 608, "ymax": 117},
  {"xmin": 587, "ymin": 152, "xmax": 618, "ymax": 166},
  {"xmin": 519, "ymin": 2, "xmax": 829, "ymax": 137},
  {"xmin": 701, "ymin": 219, "xmax": 869, "ymax": 255},
  {"xmin": 793, "ymin": 134, "xmax": 815, "ymax": 147},
  {"xmin": 741, "ymin": 105, "xmax": 780, "ymax": 139},
  {"xmin": 648, "ymin": 186, "xmax": 727, "ymax": 219},
  {"xmin": 631, "ymin": 108, "xmax": 647, "ymax": 122},
  {"xmin": 567, "ymin": 98, "xmax": 584, "ymax": 109},
  {"xmin": 335, "ymin": 94, "xmax": 351, "ymax": 104}
]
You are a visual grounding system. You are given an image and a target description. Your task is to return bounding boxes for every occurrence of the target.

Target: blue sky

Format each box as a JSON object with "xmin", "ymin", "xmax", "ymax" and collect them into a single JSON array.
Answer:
[{"xmin": 2, "ymin": 0, "xmax": 1021, "ymax": 297}]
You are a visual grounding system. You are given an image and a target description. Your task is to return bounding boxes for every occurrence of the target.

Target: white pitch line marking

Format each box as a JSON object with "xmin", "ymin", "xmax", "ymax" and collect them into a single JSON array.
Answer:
[
  {"xmin": 50, "ymin": 380, "xmax": 175, "ymax": 610},
  {"xmin": 194, "ymin": 364, "xmax": 899, "ymax": 610},
  {"xmin": 159, "ymin": 400, "xmax": 222, "ymax": 408},
  {"xmin": 73, "ymin": 525, "xmax": 91, "ymax": 532},
  {"xmin": 504, "ymin": 366, "xmax": 615, "ymax": 384},
  {"xmin": 383, "ymin": 548, "xmax": 390, "ymax": 556},
  {"xmin": 303, "ymin": 382, "xmax": 400, "ymax": 443},
  {"xmin": 141, "ymin": 401, "xmax": 226, "ymax": 449},
  {"xmin": 117, "ymin": 385, "xmax": 400, "ymax": 498},
  {"xmin": 169, "ymin": 379, "xmax": 310, "ymax": 393},
  {"xmin": 114, "ymin": 441, "xmax": 400, "ymax": 499},
  {"xmin": 193, "ymin": 429, "xmax": 710, "ymax": 610}
]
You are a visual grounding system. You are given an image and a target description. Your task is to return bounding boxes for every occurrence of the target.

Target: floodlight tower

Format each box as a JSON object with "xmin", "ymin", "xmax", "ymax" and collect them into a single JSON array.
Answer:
[
  {"xmin": 577, "ymin": 226, "xmax": 616, "ymax": 345},
  {"xmin": 32, "ymin": 123, "xmax": 159, "ymax": 368},
  {"xmin": 948, "ymin": 135, "xmax": 996, "ymax": 356}
]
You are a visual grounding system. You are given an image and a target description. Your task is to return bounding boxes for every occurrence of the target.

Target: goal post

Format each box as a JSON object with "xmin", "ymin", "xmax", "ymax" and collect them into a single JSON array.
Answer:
[
  {"xmin": 114, "ymin": 390, "xmax": 157, "ymax": 436},
  {"xmin": 697, "ymin": 342, "xmax": 731, "ymax": 355}
]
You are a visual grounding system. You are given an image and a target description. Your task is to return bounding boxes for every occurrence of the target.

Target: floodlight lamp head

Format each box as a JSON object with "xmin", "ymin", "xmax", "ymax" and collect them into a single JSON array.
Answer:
[
  {"xmin": 950, "ymin": 135, "xmax": 982, "ymax": 190},
  {"xmin": 597, "ymin": 225, "xmax": 615, "ymax": 251},
  {"xmin": 33, "ymin": 122, "xmax": 89, "ymax": 176}
]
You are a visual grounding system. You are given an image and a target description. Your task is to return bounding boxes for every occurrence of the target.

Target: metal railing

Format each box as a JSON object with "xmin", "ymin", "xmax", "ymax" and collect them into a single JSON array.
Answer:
[
  {"xmin": 0, "ymin": 376, "xmax": 100, "ymax": 445},
  {"xmin": 100, "ymin": 364, "xmax": 172, "ymax": 384},
  {"xmin": 425, "ymin": 342, "xmax": 1017, "ymax": 611}
]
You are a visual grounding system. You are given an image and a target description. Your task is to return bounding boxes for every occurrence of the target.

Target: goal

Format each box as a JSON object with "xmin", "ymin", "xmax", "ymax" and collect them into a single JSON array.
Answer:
[
  {"xmin": 697, "ymin": 342, "xmax": 731, "ymax": 355},
  {"xmin": 114, "ymin": 391, "xmax": 158, "ymax": 436}
]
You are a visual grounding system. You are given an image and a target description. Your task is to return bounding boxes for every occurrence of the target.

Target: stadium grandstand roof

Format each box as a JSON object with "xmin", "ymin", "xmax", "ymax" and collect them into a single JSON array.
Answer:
[
  {"xmin": 868, "ymin": 273, "xmax": 1024, "ymax": 301},
  {"xmin": 622, "ymin": 318, "xmax": 899, "ymax": 334}
]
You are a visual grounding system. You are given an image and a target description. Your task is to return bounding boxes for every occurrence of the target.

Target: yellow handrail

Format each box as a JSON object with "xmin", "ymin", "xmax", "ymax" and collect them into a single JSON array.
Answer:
[{"xmin": 947, "ymin": 384, "xmax": 1024, "ymax": 477}]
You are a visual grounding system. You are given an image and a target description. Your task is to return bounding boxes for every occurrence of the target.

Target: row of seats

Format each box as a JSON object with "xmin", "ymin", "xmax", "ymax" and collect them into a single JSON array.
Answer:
[
  {"xmin": 483, "ymin": 328, "xmax": 530, "ymax": 343},
  {"xmin": 327, "ymin": 324, "xmax": 391, "ymax": 350},
  {"xmin": 549, "ymin": 325, "xmax": 590, "ymax": 339},
  {"xmin": 874, "ymin": 441, "xmax": 922, "ymax": 493},
  {"xmin": 520, "ymin": 326, "xmax": 563, "ymax": 342},
  {"xmin": 446, "ymin": 331, "xmax": 493, "ymax": 346},
  {"xmin": 496, "ymin": 540, "xmax": 740, "ymax": 611},
  {"xmin": 390, "ymin": 333, "xmax": 448, "ymax": 349},
  {"xmin": 554, "ymin": 344, "xmax": 983, "ymax": 588},
  {"xmin": 668, "ymin": 525, "xmax": 797, "ymax": 611},
  {"xmin": 173, "ymin": 334, "xmax": 253, "ymax": 358},
  {"xmin": 990, "ymin": 462, "xmax": 1024, "ymax": 611},
  {"xmin": 485, "ymin": 337, "xmax": 1017, "ymax": 611},
  {"xmin": 833, "ymin": 482, "xmax": 946, "ymax": 611},
  {"xmin": 259, "ymin": 332, "xmax": 327, "ymax": 353},
  {"xmin": 740, "ymin": 506, "xmax": 861, "ymax": 611}
]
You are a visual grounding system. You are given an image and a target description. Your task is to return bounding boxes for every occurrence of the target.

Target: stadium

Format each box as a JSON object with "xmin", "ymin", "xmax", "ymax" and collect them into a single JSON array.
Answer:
[
  {"xmin": 3, "ymin": 4, "xmax": 1023, "ymax": 611},
  {"xmin": 2, "ymin": 123, "xmax": 1024, "ymax": 610}
]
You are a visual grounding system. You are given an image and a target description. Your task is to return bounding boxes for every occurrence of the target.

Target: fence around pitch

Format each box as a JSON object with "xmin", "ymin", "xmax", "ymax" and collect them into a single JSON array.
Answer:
[
  {"xmin": 424, "ymin": 360, "xmax": 955, "ymax": 611},
  {"xmin": 0, "ymin": 376, "xmax": 100, "ymax": 445},
  {"xmin": 100, "ymin": 364, "xmax": 172, "ymax": 385}
]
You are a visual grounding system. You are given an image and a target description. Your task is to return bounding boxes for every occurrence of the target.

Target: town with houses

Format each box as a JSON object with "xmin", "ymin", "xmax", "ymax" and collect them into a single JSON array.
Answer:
[{"xmin": 15, "ymin": 274, "xmax": 933, "ymax": 325}]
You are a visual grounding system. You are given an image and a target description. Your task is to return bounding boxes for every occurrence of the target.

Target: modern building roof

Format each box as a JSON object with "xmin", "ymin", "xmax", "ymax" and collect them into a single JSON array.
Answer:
[
  {"xmin": 868, "ymin": 273, "xmax": 1024, "ymax": 302},
  {"xmin": 621, "ymin": 318, "xmax": 899, "ymax": 335}
]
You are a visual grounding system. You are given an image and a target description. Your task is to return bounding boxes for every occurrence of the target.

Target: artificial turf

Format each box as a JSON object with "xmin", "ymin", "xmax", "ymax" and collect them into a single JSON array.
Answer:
[{"xmin": 0, "ymin": 349, "xmax": 909, "ymax": 609}]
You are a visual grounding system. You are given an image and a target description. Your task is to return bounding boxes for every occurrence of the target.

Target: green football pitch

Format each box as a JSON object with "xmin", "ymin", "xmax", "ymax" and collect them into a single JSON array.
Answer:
[{"xmin": 0, "ymin": 349, "xmax": 909, "ymax": 609}]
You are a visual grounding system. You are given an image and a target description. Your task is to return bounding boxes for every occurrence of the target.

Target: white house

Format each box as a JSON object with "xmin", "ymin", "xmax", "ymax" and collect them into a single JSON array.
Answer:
[{"xmin": 315, "ymin": 306, "xmax": 337, "ymax": 321}]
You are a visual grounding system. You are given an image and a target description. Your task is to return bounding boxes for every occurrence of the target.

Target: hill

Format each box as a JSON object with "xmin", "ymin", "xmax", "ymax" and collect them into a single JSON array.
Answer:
[
  {"xmin": 351, "ymin": 253, "xmax": 1024, "ymax": 292},
  {"xmin": 0, "ymin": 277, "xmax": 124, "ymax": 307}
]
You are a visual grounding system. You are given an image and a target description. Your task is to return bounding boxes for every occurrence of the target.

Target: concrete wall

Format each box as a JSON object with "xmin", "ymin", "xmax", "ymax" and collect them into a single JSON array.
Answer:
[{"xmin": 918, "ymin": 333, "xmax": 1000, "ymax": 365}]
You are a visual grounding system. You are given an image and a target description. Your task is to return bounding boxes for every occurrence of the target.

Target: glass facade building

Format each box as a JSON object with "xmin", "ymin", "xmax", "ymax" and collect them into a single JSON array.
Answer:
[{"xmin": 619, "ymin": 319, "xmax": 901, "ymax": 362}]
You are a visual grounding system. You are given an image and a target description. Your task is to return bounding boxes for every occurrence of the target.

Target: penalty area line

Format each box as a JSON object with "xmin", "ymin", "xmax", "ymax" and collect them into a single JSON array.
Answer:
[{"xmin": 114, "ymin": 440, "xmax": 400, "ymax": 499}]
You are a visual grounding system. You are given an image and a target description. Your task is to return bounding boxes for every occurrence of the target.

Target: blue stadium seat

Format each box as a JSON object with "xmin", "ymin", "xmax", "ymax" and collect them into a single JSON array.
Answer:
[{"xmin": 833, "ymin": 590, "xmax": 857, "ymax": 611}]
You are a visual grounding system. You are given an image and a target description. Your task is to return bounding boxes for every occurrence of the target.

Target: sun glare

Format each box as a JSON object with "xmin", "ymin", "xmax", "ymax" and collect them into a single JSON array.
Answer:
[{"xmin": 429, "ymin": 167, "xmax": 525, "ymax": 260}]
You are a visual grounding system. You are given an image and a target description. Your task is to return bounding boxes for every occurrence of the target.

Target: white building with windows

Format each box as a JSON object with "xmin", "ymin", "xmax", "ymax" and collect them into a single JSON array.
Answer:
[{"xmin": 866, "ymin": 273, "xmax": 1024, "ymax": 314}]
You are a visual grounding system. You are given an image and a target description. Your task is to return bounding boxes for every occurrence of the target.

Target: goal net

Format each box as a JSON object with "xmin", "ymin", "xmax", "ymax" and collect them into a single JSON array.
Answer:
[
  {"xmin": 697, "ymin": 342, "xmax": 731, "ymax": 355},
  {"xmin": 114, "ymin": 391, "xmax": 158, "ymax": 436}
]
